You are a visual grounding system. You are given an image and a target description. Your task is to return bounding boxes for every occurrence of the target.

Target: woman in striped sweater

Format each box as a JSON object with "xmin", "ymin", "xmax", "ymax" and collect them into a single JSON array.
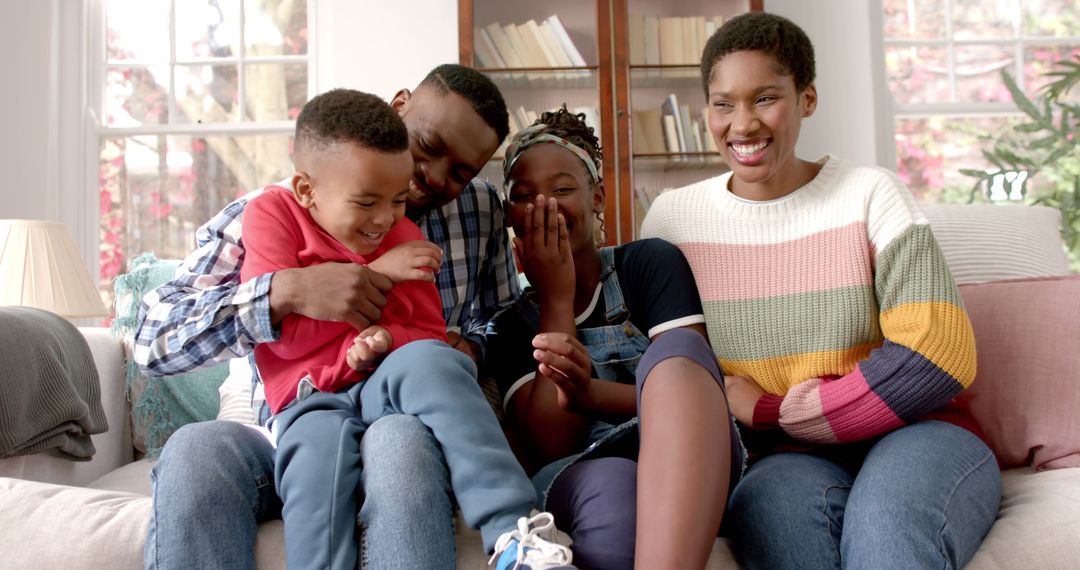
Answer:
[{"xmin": 641, "ymin": 12, "xmax": 1001, "ymax": 570}]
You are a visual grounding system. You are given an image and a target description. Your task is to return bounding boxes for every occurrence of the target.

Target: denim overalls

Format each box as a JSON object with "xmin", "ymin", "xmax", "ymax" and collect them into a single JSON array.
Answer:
[{"xmin": 521, "ymin": 246, "xmax": 651, "ymax": 505}]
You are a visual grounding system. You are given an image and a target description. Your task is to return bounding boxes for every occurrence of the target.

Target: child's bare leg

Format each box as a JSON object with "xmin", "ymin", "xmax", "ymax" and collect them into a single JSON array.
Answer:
[{"xmin": 635, "ymin": 332, "xmax": 732, "ymax": 569}]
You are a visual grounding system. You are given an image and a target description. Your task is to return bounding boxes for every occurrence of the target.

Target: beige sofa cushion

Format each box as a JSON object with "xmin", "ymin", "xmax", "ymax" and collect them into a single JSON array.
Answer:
[
  {"xmin": 7, "ymin": 467, "xmax": 1075, "ymax": 569},
  {"xmin": 967, "ymin": 467, "xmax": 1080, "ymax": 569},
  {"xmin": 922, "ymin": 203, "xmax": 1071, "ymax": 284}
]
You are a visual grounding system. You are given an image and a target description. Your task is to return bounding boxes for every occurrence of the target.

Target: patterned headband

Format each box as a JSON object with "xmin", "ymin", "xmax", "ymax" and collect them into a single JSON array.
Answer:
[{"xmin": 502, "ymin": 123, "xmax": 601, "ymax": 193}]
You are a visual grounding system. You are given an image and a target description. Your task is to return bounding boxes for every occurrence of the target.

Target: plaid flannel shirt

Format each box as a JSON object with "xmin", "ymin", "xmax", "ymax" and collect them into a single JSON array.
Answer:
[{"xmin": 133, "ymin": 179, "xmax": 520, "ymax": 400}]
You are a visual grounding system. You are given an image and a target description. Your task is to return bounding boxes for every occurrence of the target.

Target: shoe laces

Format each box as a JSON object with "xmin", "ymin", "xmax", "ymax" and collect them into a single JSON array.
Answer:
[{"xmin": 489, "ymin": 512, "xmax": 574, "ymax": 569}]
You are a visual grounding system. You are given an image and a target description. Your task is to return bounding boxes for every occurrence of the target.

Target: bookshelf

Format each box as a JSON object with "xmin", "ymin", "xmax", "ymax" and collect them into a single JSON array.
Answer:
[{"xmin": 459, "ymin": 0, "xmax": 761, "ymax": 244}]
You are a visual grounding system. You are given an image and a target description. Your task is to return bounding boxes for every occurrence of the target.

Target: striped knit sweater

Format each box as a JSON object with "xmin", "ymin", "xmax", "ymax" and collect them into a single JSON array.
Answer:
[{"xmin": 641, "ymin": 155, "xmax": 977, "ymax": 445}]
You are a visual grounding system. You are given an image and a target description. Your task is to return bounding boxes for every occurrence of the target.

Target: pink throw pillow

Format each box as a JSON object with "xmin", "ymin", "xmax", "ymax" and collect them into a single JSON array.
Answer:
[{"xmin": 959, "ymin": 275, "xmax": 1080, "ymax": 470}]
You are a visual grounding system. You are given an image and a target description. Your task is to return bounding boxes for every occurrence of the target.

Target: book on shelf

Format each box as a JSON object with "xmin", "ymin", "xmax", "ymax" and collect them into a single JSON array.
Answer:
[
  {"xmin": 631, "ymin": 109, "xmax": 660, "ymax": 155},
  {"xmin": 485, "ymin": 22, "xmax": 524, "ymax": 70},
  {"xmin": 700, "ymin": 107, "xmax": 718, "ymax": 153},
  {"xmin": 660, "ymin": 94, "xmax": 687, "ymax": 158},
  {"xmin": 538, "ymin": 21, "xmax": 572, "ymax": 68},
  {"xmin": 511, "ymin": 22, "xmax": 547, "ymax": 68},
  {"xmin": 523, "ymin": 19, "xmax": 564, "ymax": 78},
  {"xmin": 629, "ymin": 13, "xmax": 724, "ymax": 68},
  {"xmin": 661, "ymin": 114, "xmax": 681, "ymax": 155},
  {"xmin": 476, "ymin": 16, "xmax": 587, "ymax": 77},
  {"xmin": 546, "ymin": 15, "xmax": 587, "ymax": 67},
  {"xmin": 631, "ymin": 99, "xmax": 723, "ymax": 161},
  {"xmin": 682, "ymin": 17, "xmax": 699, "ymax": 68},
  {"xmin": 678, "ymin": 103, "xmax": 699, "ymax": 154},
  {"xmin": 474, "ymin": 27, "xmax": 506, "ymax": 69},
  {"xmin": 643, "ymin": 16, "xmax": 660, "ymax": 66},
  {"xmin": 658, "ymin": 17, "xmax": 683, "ymax": 66},
  {"xmin": 691, "ymin": 119, "xmax": 706, "ymax": 157},
  {"xmin": 628, "ymin": 13, "xmax": 645, "ymax": 66}
]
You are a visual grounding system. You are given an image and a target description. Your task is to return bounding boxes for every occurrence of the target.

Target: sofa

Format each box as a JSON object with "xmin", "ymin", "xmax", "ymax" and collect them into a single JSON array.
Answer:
[{"xmin": 2, "ymin": 203, "xmax": 1079, "ymax": 569}]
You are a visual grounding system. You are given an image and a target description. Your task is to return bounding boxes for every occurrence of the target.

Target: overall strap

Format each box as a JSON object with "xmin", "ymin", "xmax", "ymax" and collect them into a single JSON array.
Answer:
[{"xmin": 598, "ymin": 246, "xmax": 628, "ymax": 324}]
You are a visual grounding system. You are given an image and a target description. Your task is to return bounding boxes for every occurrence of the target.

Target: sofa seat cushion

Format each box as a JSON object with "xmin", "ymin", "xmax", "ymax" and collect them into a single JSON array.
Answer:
[
  {"xmin": 967, "ymin": 467, "xmax": 1080, "ymax": 569},
  {"xmin": 7, "ymin": 467, "xmax": 1071, "ymax": 569}
]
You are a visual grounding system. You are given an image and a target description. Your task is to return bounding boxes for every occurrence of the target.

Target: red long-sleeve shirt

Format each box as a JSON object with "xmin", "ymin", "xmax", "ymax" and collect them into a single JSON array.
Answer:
[{"xmin": 240, "ymin": 185, "xmax": 447, "ymax": 413}]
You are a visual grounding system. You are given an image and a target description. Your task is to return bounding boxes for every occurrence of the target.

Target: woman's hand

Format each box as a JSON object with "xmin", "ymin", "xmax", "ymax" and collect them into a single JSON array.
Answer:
[
  {"xmin": 532, "ymin": 332, "xmax": 593, "ymax": 414},
  {"xmin": 724, "ymin": 374, "xmax": 765, "ymax": 427},
  {"xmin": 513, "ymin": 195, "xmax": 575, "ymax": 307}
]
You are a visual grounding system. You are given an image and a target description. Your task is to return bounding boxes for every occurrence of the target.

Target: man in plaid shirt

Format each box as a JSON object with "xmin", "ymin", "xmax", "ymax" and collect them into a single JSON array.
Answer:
[{"xmin": 138, "ymin": 64, "xmax": 521, "ymax": 570}]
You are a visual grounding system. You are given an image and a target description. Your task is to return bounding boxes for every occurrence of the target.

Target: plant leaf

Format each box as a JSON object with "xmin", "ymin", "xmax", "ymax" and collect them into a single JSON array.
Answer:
[{"xmin": 1003, "ymin": 69, "xmax": 1049, "ymax": 126}]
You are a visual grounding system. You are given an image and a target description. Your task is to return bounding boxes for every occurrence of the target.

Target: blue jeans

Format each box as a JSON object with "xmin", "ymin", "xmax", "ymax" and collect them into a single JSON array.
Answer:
[
  {"xmin": 144, "ymin": 414, "xmax": 456, "ymax": 569},
  {"xmin": 726, "ymin": 420, "xmax": 1001, "ymax": 570},
  {"xmin": 271, "ymin": 340, "xmax": 535, "ymax": 569}
]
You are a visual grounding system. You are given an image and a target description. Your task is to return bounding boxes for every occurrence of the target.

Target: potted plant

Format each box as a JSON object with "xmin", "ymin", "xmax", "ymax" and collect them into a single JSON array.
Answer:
[{"xmin": 962, "ymin": 55, "xmax": 1080, "ymax": 270}]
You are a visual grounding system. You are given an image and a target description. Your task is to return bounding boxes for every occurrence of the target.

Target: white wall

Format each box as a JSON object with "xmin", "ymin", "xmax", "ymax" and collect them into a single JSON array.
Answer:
[
  {"xmin": 0, "ymin": 1, "xmax": 56, "ymax": 221},
  {"xmin": 764, "ymin": 0, "xmax": 895, "ymax": 169},
  {"xmin": 316, "ymin": 0, "xmax": 459, "ymax": 100}
]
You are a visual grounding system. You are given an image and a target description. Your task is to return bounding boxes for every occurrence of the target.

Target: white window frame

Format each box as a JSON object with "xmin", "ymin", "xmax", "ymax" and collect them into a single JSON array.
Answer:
[
  {"xmin": 63, "ymin": 0, "xmax": 317, "ymax": 288},
  {"xmin": 885, "ymin": 0, "xmax": 1080, "ymax": 120}
]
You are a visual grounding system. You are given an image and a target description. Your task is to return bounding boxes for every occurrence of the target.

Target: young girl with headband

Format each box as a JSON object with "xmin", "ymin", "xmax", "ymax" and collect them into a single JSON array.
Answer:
[{"xmin": 485, "ymin": 106, "xmax": 743, "ymax": 569}]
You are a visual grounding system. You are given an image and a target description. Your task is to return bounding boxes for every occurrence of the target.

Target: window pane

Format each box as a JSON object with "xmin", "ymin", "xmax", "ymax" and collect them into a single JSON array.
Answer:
[
  {"xmin": 245, "ymin": 0, "xmax": 308, "ymax": 56},
  {"xmin": 176, "ymin": 0, "xmax": 242, "ymax": 60},
  {"xmin": 1024, "ymin": 45, "xmax": 1080, "ymax": 101},
  {"xmin": 954, "ymin": 44, "xmax": 1015, "ymax": 103},
  {"xmin": 952, "ymin": 0, "xmax": 1018, "ymax": 41},
  {"xmin": 882, "ymin": 0, "xmax": 946, "ymax": 39},
  {"xmin": 99, "ymin": 134, "xmax": 294, "ymax": 298},
  {"xmin": 895, "ymin": 116, "xmax": 1025, "ymax": 202},
  {"xmin": 175, "ymin": 64, "xmax": 241, "ymax": 123},
  {"xmin": 886, "ymin": 46, "xmax": 952, "ymax": 104},
  {"xmin": 1022, "ymin": 0, "xmax": 1080, "ymax": 37},
  {"xmin": 106, "ymin": 66, "xmax": 169, "ymax": 126},
  {"xmin": 107, "ymin": 0, "xmax": 170, "ymax": 61},
  {"xmin": 244, "ymin": 63, "xmax": 307, "ymax": 121}
]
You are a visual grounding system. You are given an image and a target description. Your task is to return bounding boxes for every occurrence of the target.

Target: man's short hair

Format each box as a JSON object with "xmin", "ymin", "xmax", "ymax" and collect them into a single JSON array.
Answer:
[{"xmin": 420, "ymin": 64, "xmax": 510, "ymax": 143}]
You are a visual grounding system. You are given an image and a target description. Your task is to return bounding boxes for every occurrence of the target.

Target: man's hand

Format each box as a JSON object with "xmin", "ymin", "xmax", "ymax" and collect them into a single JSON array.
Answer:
[
  {"xmin": 447, "ymin": 331, "xmax": 480, "ymax": 365},
  {"xmin": 270, "ymin": 262, "xmax": 393, "ymax": 330},
  {"xmin": 367, "ymin": 240, "xmax": 443, "ymax": 284},
  {"xmin": 513, "ymin": 196, "xmax": 575, "ymax": 307},
  {"xmin": 724, "ymin": 374, "xmax": 765, "ymax": 427},
  {"xmin": 346, "ymin": 325, "xmax": 393, "ymax": 370},
  {"xmin": 532, "ymin": 332, "xmax": 593, "ymax": 414}
]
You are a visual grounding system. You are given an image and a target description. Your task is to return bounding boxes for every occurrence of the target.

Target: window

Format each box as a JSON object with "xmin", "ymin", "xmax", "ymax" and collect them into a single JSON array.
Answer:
[
  {"xmin": 96, "ymin": 0, "xmax": 312, "ymax": 307},
  {"xmin": 882, "ymin": 0, "xmax": 1079, "ymax": 202}
]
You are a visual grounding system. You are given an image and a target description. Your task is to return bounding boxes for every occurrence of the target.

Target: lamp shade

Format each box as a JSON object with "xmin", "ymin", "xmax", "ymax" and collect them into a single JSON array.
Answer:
[{"xmin": 0, "ymin": 220, "xmax": 108, "ymax": 318}]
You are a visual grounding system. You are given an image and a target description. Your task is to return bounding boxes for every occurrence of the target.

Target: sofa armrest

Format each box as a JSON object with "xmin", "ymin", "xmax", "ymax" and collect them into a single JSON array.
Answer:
[{"xmin": 0, "ymin": 327, "xmax": 133, "ymax": 485}]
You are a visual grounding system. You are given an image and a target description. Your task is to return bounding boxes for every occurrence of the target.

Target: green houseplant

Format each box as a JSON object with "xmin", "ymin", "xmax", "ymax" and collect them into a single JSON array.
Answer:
[{"xmin": 962, "ymin": 55, "xmax": 1080, "ymax": 270}]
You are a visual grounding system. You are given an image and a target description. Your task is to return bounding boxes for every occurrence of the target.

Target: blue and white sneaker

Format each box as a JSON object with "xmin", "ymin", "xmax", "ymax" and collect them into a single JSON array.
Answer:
[{"xmin": 489, "ymin": 511, "xmax": 575, "ymax": 570}]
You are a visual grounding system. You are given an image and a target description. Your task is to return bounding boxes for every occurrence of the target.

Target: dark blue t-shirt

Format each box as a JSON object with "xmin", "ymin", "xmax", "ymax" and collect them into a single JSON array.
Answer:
[{"xmin": 486, "ymin": 238, "xmax": 705, "ymax": 410}]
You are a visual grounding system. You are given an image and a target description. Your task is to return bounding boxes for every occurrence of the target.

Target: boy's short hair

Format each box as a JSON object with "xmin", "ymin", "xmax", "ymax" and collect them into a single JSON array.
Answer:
[
  {"xmin": 420, "ymin": 64, "xmax": 510, "ymax": 143},
  {"xmin": 294, "ymin": 89, "xmax": 409, "ymax": 157},
  {"xmin": 700, "ymin": 12, "xmax": 816, "ymax": 95}
]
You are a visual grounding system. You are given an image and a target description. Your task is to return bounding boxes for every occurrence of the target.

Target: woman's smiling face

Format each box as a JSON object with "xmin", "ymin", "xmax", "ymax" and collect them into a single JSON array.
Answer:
[{"xmin": 706, "ymin": 49, "xmax": 817, "ymax": 199}]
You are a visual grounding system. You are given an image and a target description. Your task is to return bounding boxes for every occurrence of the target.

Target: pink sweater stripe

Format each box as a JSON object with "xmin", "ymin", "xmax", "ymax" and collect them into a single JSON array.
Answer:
[
  {"xmin": 819, "ymin": 365, "xmax": 905, "ymax": 441},
  {"xmin": 680, "ymin": 222, "xmax": 873, "ymax": 302}
]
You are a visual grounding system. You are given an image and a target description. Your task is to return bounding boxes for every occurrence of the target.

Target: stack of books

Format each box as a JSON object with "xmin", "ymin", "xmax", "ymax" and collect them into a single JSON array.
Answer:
[
  {"xmin": 627, "ymin": 14, "xmax": 726, "ymax": 67},
  {"xmin": 474, "ymin": 15, "xmax": 587, "ymax": 76},
  {"xmin": 631, "ymin": 94, "xmax": 717, "ymax": 158}
]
